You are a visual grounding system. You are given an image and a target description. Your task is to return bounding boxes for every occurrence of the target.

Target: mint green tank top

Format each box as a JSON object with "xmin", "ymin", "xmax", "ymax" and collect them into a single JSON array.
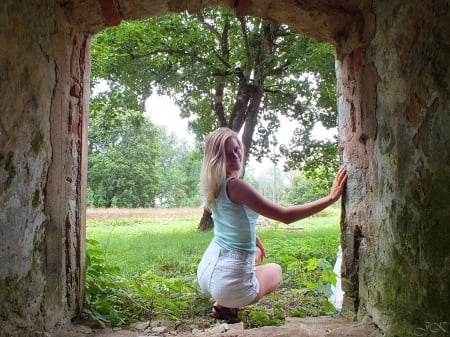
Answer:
[{"xmin": 211, "ymin": 177, "xmax": 259, "ymax": 254}]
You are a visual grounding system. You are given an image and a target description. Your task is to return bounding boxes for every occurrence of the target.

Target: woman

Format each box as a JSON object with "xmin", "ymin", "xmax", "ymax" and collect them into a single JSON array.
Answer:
[{"xmin": 197, "ymin": 127, "xmax": 347, "ymax": 321}]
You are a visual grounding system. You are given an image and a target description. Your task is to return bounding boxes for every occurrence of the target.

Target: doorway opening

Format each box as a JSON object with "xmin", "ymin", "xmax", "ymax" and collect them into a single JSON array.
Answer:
[{"xmin": 82, "ymin": 5, "xmax": 343, "ymax": 330}]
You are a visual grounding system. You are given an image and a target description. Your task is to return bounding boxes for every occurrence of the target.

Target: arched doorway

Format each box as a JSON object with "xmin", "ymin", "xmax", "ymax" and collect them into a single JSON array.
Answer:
[{"xmin": 1, "ymin": 1, "xmax": 449, "ymax": 336}]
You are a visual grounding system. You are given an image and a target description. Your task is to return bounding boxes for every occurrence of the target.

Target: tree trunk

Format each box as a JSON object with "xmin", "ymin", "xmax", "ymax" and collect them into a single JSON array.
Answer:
[
  {"xmin": 241, "ymin": 84, "xmax": 263, "ymax": 167},
  {"xmin": 198, "ymin": 207, "xmax": 214, "ymax": 231}
]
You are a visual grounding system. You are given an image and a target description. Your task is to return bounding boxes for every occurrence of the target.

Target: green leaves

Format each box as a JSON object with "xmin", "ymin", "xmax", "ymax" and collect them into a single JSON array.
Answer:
[
  {"xmin": 83, "ymin": 239, "xmax": 125, "ymax": 327},
  {"xmin": 281, "ymin": 172, "xmax": 325, "ymax": 205},
  {"xmin": 84, "ymin": 217, "xmax": 341, "ymax": 328},
  {"xmin": 91, "ymin": 7, "xmax": 338, "ymax": 174},
  {"xmin": 83, "ymin": 239, "xmax": 209, "ymax": 327},
  {"xmin": 304, "ymin": 257, "xmax": 336, "ymax": 298},
  {"xmin": 87, "ymin": 115, "xmax": 161, "ymax": 207},
  {"xmin": 259, "ymin": 229, "xmax": 340, "ymax": 318}
]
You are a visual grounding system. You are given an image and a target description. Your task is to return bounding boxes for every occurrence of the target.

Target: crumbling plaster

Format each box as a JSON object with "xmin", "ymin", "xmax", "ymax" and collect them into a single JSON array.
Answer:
[
  {"xmin": 356, "ymin": 2, "xmax": 450, "ymax": 334},
  {"xmin": 1, "ymin": 0, "xmax": 90, "ymax": 335},
  {"xmin": 0, "ymin": 0, "xmax": 449, "ymax": 337},
  {"xmin": 337, "ymin": 1, "xmax": 450, "ymax": 335}
]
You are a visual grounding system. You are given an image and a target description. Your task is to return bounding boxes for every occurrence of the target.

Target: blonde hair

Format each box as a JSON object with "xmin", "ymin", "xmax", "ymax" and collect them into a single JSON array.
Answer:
[{"xmin": 200, "ymin": 127, "xmax": 244, "ymax": 209}]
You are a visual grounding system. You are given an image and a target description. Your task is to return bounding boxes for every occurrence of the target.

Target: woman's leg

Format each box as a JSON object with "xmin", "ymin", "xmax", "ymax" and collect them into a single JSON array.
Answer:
[
  {"xmin": 252, "ymin": 263, "xmax": 282, "ymax": 304},
  {"xmin": 212, "ymin": 263, "xmax": 281, "ymax": 318}
]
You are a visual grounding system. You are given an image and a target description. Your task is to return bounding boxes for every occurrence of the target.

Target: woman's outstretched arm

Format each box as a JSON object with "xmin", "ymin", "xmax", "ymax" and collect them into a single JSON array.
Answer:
[{"xmin": 228, "ymin": 166, "xmax": 347, "ymax": 224}]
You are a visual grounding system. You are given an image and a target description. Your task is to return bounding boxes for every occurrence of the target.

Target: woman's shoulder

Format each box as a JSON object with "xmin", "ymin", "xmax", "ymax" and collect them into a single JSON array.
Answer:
[
  {"xmin": 215, "ymin": 177, "xmax": 236, "ymax": 199},
  {"xmin": 226, "ymin": 177, "xmax": 256, "ymax": 200},
  {"xmin": 226, "ymin": 176, "xmax": 247, "ymax": 188},
  {"xmin": 228, "ymin": 175, "xmax": 253, "ymax": 184}
]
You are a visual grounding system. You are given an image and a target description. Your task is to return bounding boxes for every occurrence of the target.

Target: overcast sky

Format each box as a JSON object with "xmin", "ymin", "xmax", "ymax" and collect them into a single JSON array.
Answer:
[{"xmin": 145, "ymin": 93, "xmax": 335, "ymax": 145}]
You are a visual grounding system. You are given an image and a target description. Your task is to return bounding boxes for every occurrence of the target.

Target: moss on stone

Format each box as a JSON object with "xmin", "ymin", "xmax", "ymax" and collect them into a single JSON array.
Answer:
[
  {"xmin": 31, "ymin": 129, "xmax": 44, "ymax": 154},
  {"xmin": 1, "ymin": 151, "xmax": 16, "ymax": 189},
  {"xmin": 374, "ymin": 191, "xmax": 450, "ymax": 336},
  {"xmin": 32, "ymin": 189, "xmax": 40, "ymax": 208}
]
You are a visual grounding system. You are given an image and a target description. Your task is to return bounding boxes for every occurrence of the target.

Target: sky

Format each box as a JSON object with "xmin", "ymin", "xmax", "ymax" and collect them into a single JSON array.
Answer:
[
  {"xmin": 145, "ymin": 93, "xmax": 194, "ymax": 143},
  {"xmin": 145, "ymin": 93, "xmax": 335, "ymax": 146}
]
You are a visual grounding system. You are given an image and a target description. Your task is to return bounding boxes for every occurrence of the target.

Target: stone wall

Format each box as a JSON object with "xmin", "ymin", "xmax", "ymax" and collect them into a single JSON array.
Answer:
[
  {"xmin": 368, "ymin": 1, "xmax": 449, "ymax": 334},
  {"xmin": 1, "ymin": 1, "xmax": 54, "ymax": 335},
  {"xmin": 0, "ymin": 0, "xmax": 449, "ymax": 336},
  {"xmin": 0, "ymin": 1, "xmax": 91, "ymax": 335},
  {"xmin": 338, "ymin": 1, "xmax": 450, "ymax": 335}
]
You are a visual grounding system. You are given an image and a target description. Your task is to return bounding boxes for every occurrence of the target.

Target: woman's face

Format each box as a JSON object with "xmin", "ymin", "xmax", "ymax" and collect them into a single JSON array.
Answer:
[{"xmin": 225, "ymin": 137, "xmax": 243, "ymax": 176}]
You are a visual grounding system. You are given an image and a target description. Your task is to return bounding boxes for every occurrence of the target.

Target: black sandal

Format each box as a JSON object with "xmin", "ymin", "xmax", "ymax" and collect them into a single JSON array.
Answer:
[{"xmin": 210, "ymin": 305, "xmax": 240, "ymax": 322}]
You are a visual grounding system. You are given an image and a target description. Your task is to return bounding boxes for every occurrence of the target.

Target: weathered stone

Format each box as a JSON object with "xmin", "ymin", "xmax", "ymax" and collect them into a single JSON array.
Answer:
[
  {"xmin": 0, "ymin": 1, "xmax": 449, "ymax": 337},
  {"xmin": 152, "ymin": 326, "xmax": 168, "ymax": 333},
  {"xmin": 127, "ymin": 322, "xmax": 150, "ymax": 331},
  {"xmin": 337, "ymin": 1, "xmax": 450, "ymax": 336}
]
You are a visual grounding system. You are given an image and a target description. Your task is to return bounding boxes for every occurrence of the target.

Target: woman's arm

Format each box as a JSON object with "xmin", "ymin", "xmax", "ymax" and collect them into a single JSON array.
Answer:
[{"xmin": 228, "ymin": 166, "xmax": 347, "ymax": 224}]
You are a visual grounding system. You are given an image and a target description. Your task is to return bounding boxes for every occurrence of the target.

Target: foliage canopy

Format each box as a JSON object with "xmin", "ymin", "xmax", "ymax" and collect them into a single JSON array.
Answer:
[
  {"xmin": 91, "ymin": 6, "xmax": 340, "ymax": 183},
  {"xmin": 87, "ymin": 113, "xmax": 161, "ymax": 207},
  {"xmin": 87, "ymin": 111, "xmax": 201, "ymax": 207}
]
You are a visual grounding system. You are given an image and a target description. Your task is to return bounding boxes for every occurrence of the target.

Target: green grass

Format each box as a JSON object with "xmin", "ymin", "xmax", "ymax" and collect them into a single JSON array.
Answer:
[
  {"xmin": 87, "ymin": 213, "xmax": 339, "ymax": 276},
  {"xmin": 87, "ymin": 218, "xmax": 211, "ymax": 277},
  {"xmin": 84, "ymin": 209, "xmax": 342, "ymax": 328}
]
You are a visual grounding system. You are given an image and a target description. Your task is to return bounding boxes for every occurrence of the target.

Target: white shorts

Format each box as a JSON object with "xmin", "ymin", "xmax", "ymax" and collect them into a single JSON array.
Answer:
[{"xmin": 197, "ymin": 240, "xmax": 259, "ymax": 308}]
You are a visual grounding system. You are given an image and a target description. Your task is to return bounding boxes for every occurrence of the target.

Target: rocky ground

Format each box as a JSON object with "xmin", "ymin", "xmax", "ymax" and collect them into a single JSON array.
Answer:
[{"xmin": 50, "ymin": 316, "xmax": 383, "ymax": 337}]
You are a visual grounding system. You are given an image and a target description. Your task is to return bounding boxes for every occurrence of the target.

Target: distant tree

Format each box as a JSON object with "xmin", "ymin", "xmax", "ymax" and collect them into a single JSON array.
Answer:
[
  {"xmin": 87, "ymin": 113, "xmax": 160, "ymax": 207},
  {"xmin": 281, "ymin": 172, "xmax": 324, "ymax": 206},
  {"xmin": 281, "ymin": 136, "xmax": 339, "ymax": 195},
  {"xmin": 156, "ymin": 128, "xmax": 201, "ymax": 207}
]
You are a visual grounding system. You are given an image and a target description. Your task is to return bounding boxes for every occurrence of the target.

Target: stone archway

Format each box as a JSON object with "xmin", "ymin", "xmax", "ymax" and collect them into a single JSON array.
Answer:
[{"xmin": 0, "ymin": 1, "xmax": 449, "ymax": 337}]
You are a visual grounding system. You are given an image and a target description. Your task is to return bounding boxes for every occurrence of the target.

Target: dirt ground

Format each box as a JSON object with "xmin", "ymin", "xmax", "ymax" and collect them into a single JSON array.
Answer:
[
  {"xmin": 86, "ymin": 207, "xmax": 205, "ymax": 220},
  {"xmin": 76, "ymin": 208, "xmax": 383, "ymax": 337},
  {"xmin": 50, "ymin": 316, "xmax": 383, "ymax": 337}
]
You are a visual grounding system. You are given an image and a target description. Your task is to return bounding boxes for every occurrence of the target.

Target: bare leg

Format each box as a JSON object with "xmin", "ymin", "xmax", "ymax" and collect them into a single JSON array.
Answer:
[{"xmin": 252, "ymin": 263, "xmax": 282, "ymax": 304}]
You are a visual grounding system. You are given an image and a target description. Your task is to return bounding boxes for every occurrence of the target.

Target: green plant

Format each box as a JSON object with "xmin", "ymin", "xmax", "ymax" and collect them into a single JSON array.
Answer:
[
  {"xmin": 241, "ymin": 305, "xmax": 285, "ymax": 329},
  {"xmin": 83, "ymin": 239, "xmax": 125, "ymax": 327},
  {"xmin": 297, "ymin": 257, "xmax": 337, "ymax": 313},
  {"xmin": 85, "ymin": 214, "xmax": 342, "ymax": 328},
  {"xmin": 83, "ymin": 239, "xmax": 212, "ymax": 327}
]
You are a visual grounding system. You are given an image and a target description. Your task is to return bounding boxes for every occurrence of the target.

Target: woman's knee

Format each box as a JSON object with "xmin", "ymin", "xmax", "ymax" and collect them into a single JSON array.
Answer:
[
  {"xmin": 256, "ymin": 263, "xmax": 282, "ymax": 292},
  {"xmin": 269, "ymin": 263, "xmax": 282, "ymax": 285},
  {"xmin": 252, "ymin": 264, "xmax": 282, "ymax": 304}
]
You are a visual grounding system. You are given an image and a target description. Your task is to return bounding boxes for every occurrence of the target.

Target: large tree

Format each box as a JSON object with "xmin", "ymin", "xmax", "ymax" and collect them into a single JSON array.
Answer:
[
  {"xmin": 91, "ymin": 6, "xmax": 338, "ymax": 228},
  {"xmin": 92, "ymin": 7, "xmax": 337, "ymax": 165}
]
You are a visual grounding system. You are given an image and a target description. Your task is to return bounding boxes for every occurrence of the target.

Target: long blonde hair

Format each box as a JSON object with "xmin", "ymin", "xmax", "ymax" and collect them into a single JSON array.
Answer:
[{"xmin": 200, "ymin": 127, "xmax": 244, "ymax": 209}]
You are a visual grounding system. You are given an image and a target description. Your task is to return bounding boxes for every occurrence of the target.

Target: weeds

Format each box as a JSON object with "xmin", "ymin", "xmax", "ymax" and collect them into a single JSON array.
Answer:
[{"xmin": 83, "ymin": 214, "xmax": 341, "ymax": 328}]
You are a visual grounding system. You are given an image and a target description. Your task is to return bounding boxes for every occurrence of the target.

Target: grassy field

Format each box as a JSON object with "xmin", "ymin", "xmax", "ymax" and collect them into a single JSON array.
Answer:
[
  {"xmin": 84, "ymin": 207, "xmax": 342, "ymax": 327},
  {"xmin": 86, "ymin": 207, "xmax": 340, "ymax": 277},
  {"xmin": 86, "ymin": 207, "xmax": 207, "ymax": 277}
]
